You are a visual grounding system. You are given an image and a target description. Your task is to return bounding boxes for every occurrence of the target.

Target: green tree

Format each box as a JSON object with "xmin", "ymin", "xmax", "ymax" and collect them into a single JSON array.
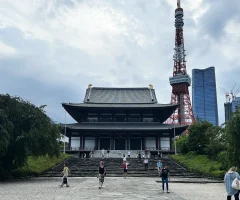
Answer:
[
  {"xmin": 204, "ymin": 126, "xmax": 226, "ymax": 159},
  {"xmin": 175, "ymin": 134, "xmax": 189, "ymax": 154},
  {"xmin": 0, "ymin": 94, "xmax": 61, "ymax": 178},
  {"xmin": 187, "ymin": 120, "xmax": 213, "ymax": 154},
  {"xmin": 225, "ymin": 107, "xmax": 240, "ymax": 167}
]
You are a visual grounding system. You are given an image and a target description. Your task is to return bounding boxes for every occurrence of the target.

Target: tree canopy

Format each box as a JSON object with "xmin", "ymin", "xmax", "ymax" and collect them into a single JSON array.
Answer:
[
  {"xmin": 0, "ymin": 94, "xmax": 61, "ymax": 178},
  {"xmin": 225, "ymin": 107, "xmax": 240, "ymax": 167},
  {"xmin": 175, "ymin": 108, "xmax": 240, "ymax": 169},
  {"xmin": 187, "ymin": 120, "xmax": 213, "ymax": 154}
]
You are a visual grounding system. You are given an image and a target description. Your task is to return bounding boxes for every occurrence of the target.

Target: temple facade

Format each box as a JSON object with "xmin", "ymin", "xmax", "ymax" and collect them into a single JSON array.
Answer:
[{"xmin": 62, "ymin": 85, "xmax": 188, "ymax": 152}]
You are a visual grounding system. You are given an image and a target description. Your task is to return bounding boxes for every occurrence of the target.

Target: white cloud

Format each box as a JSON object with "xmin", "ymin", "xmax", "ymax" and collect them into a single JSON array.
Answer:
[
  {"xmin": 0, "ymin": 0, "xmax": 239, "ymax": 125},
  {"xmin": 0, "ymin": 41, "xmax": 16, "ymax": 56}
]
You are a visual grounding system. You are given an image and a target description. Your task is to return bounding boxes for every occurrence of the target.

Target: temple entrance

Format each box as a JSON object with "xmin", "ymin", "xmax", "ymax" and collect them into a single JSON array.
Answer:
[
  {"xmin": 99, "ymin": 138, "xmax": 110, "ymax": 150},
  {"xmin": 115, "ymin": 139, "xmax": 126, "ymax": 150},
  {"xmin": 130, "ymin": 138, "xmax": 141, "ymax": 150}
]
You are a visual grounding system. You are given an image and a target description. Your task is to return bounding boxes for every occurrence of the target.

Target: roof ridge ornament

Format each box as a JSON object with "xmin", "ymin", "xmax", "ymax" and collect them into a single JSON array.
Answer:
[
  {"xmin": 87, "ymin": 84, "xmax": 92, "ymax": 101},
  {"xmin": 149, "ymin": 84, "xmax": 154, "ymax": 101},
  {"xmin": 88, "ymin": 84, "xmax": 92, "ymax": 88}
]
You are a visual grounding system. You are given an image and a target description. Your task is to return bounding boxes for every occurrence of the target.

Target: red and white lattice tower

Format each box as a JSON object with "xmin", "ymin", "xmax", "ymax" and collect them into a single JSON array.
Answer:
[{"xmin": 167, "ymin": 0, "xmax": 195, "ymax": 125}]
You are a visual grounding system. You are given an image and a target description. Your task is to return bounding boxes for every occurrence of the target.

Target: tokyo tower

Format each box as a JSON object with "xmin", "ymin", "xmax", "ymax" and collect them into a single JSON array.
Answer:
[{"xmin": 168, "ymin": 0, "xmax": 195, "ymax": 125}]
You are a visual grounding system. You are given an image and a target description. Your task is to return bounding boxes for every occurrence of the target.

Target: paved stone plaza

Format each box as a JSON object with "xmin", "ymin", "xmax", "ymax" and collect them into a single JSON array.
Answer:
[{"xmin": 0, "ymin": 177, "xmax": 226, "ymax": 200}]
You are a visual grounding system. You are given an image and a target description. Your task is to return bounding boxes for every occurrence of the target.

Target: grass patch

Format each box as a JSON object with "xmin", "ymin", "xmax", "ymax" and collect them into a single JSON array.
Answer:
[
  {"xmin": 12, "ymin": 153, "xmax": 72, "ymax": 177},
  {"xmin": 170, "ymin": 152, "xmax": 225, "ymax": 179}
]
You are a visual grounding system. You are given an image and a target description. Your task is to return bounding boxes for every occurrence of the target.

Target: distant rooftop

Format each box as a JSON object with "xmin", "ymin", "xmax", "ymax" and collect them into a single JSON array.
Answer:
[{"xmin": 83, "ymin": 86, "xmax": 158, "ymax": 104}]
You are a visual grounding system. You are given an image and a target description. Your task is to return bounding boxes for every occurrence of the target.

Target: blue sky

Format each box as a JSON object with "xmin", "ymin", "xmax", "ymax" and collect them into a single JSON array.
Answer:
[{"xmin": 0, "ymin": 0, "xmax": 239, "ymax": 125}]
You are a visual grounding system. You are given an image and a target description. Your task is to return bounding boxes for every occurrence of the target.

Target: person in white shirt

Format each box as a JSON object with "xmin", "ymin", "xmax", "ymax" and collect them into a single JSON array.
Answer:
[
  {"xmin": 127, "ymin": 151, "xmax": 131, "ymax": 158},
  {"xmin": 60, "ymin": 163, "xmax": 70, "ymax": 187},
  {"xmin": 144, "ymin": 158, "xmax": 149, "ymax": 171},
  {"xmin": 101, "ymin": 148, "xmax": 105, "ymax": 158},
  {"xmin": 123, "ymin": 155, "xmax": 127, "ymax": 162}
]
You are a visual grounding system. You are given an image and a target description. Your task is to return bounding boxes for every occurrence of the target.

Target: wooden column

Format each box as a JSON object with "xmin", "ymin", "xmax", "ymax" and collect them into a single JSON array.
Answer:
[
  {"xmin": 141, "ymin": 136, "xmax": 145, "ymax": 150},
  {"xmin": 95, "ymin": 137, "xmax": 98, "ymax": 150},
  {"xmin": 170, "ymin": 136, "xmax": 173, "ymax": 151},
  {"xmin": 110, "ymin": 136, "xmax": 114, "ymax": 150},
  {"xmin": 82, "ymin": 135, "xmax": 85, "ymax": 150},
  {"xmin": 80, "ymin": 136, "xmax": 83, "ymax": 150},
  {"xmin": 68, "ymin": 131, "xmax": 72, "ymax": 150}
]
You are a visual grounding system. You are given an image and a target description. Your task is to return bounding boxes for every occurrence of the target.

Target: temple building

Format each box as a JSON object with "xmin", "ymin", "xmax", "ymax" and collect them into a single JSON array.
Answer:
[{"xmin": 62, "ymin": 85, "xmax": 188, "ymax": 152}]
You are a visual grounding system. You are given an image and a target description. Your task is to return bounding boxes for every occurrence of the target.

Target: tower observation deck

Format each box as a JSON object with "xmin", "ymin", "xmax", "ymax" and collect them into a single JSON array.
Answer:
[{"xmin": 167, "ymin": 0, "xmax": 195, "ymax": 125}]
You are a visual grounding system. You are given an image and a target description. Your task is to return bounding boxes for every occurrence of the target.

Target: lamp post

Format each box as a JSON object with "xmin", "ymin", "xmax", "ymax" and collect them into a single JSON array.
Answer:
[
  {"xmin": 64, "ymin": 110, "xmax": 66, "ymax": 154},
  {"xmin": 173, "ymin": 111, "xmax": 177, "ymax": 155},
  {"xmin": 174, "ymin": 120, "xmax": 176, "ymax": 155}
]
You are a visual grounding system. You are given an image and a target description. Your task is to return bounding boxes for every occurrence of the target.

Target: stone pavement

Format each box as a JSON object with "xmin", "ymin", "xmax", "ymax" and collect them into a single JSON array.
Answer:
[{"xmin": 0, "ymin": 177, "xmax": 226, "ymax": 200}]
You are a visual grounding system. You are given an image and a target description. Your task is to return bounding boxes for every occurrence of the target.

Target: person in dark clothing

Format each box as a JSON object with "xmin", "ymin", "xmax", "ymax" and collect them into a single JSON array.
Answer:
[
  {"xmin": 97, "ymin": 161, "xmax": 106, "ymax": 189},
  {"xmin": 160, "ymin": 165, "xmax": 170, "ymax": 193},
  {"xmin": 107, "ymin": 149, "xmax": 110, "ymax": 158},
  {"xmin": 138, "ymin": 151, "xmax": 141, "ymax": 161}
]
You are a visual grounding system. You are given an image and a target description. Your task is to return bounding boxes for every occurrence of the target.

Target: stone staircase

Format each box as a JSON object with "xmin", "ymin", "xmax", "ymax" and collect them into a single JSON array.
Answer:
[
  {"xmin": 41, "ymin": 157, "xmax": 201, "ymax": 178},
  {"xmin": 92, "ymin": 150, "xmax": 140, "ymax": 158}
]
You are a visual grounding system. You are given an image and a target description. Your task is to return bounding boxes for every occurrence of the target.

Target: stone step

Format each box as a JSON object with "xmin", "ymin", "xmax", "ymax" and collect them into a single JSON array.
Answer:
[
  {"xmin": 41, "ymin": 156, "xmax": 201, "ymax": 179},
  {"xmin": 40, "ymin": 174, "xmax": 203, "ymax": 178}
]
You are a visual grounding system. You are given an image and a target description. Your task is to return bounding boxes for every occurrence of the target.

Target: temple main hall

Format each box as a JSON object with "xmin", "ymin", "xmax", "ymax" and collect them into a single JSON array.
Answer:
[{"xmin": 62, "ymin": 85, "xmax": 188, "ymax": 152}]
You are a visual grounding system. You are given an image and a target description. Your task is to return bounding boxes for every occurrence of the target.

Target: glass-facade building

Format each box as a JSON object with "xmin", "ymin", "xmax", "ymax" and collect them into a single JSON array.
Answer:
[
  {"xmin": 232, "ymin": 97, "xmax": 240, "ymax": 112},
  {"xmin": 224, "ymin": 97, "xmax": 240, "ymax": 122},
  {"xmin": 224, "ymin": 102, "xmax": 232, "ymax": 122},
  {"xmin": 192, "ymin": 67, "xmax": 219, "ymax": 126}
]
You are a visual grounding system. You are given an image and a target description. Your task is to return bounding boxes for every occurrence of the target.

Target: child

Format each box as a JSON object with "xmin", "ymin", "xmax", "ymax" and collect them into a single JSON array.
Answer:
[
  {"xmin": 157, "ymin": 160, "xmax": 163, "ymax": 174},
  {"xmin": 123, "ymin": 160, "xmax": 129, "ymax": 178},
  {"xmin": 60, "ymin": 163, "xmax": 69, "ymax": 187}
]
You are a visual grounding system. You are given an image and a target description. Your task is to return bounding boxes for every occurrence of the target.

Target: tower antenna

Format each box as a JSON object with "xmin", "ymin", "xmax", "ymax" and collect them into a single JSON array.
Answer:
[{"xmin": 177, "ymin": 0, "xmax": 181, "ymax": 8}]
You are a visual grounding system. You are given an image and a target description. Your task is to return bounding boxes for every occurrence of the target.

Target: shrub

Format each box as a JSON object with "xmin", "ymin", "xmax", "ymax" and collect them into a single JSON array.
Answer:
[
  {"xmin": 12, "ymin": 153, "xmax": 71, "ymax": 177},
  {"xmin": 171, "ymin": 152, "xmax": 225, "ymax": 179}
]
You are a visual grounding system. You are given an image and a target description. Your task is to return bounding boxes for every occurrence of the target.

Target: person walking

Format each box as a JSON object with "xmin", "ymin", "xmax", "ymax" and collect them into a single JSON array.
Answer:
[
  {"xmin": 107, "ymin": 149, "xmax": 110, "ymax": 158},
  {"xmin": 123, "ymin": 160, "xmax": 129, "ymax": 178},
  {"xmin": 160, "ymin": 165, "xmax": 170, "ymax": 193},
  {"xmin": 128, "ymin": 151, "xmax": 131, "ymax": 158},
  {"xmin": 60, "ymin": 163, "xmax": 70, "ymax": 187},
  {"xmin": 123, "ymin": 154, "xmax": 127, "ymax": 162},
  {"xmin": 143, "ymin": 157, "xmax": 149, "ymax": 171},
  {"xmin": 224, "ymin": 166, "xmax": 240, "ymax": 200},
  {"xmin": 97, "ymin": 161, "xmax": 106, "ymax": 189},
  {"xmin": 157, "ymin": 160, "xmax": 163, "ymax": 174},
  {"xmin": 101, "ymin": 148, "xmax": 105, "ymax": 158}
]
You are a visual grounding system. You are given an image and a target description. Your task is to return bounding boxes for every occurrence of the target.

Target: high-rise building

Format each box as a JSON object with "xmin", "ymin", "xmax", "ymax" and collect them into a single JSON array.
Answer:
[
  {"xmin": 232, "ymin": 97, "xmax": 240, "ymax": 112},
  {"xmin": 224, "ymin": 102, "xmax": 232, "ymax": 122},
  {"xmin": 192, "ymin": 67, "xmax": 219, "ymax": 126},
  {"xmin": 225, "ymin": 97, "xmax": 240, "ymax": 121}
]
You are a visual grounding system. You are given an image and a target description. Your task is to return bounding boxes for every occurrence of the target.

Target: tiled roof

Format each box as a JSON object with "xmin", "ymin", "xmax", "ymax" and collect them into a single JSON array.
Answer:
[
  {"xmin": 63, "ymin": 103, "xmax": 175, "ymax": 108},
  {"xmin": 65, "ymin": 122, "xmax": 188, "ymax": 131},
  {"xmin": 83, "ymin": 87, "xmax": 158, "ymax": 104}
]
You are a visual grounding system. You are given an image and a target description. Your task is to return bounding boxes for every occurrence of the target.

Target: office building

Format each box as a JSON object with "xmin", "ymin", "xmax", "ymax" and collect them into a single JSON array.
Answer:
[{"xmin": 192, "ymin": 67, "xmax": 219, "ymax": 126}]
